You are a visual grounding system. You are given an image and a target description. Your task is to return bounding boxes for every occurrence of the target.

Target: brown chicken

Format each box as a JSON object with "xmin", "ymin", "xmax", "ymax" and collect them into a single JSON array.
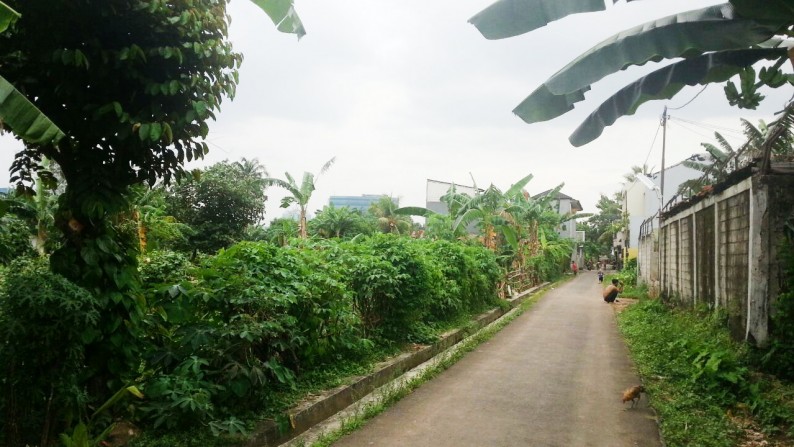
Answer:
[{"xmin": 621, "ymin": 385, "xmax": 645, "ymax": 408}]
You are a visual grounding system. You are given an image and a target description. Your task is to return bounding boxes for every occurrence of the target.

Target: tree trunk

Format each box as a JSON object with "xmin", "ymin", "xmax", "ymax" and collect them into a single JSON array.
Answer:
[{"xmin": 300, "ymin": 206, "xmax": 308, "ymax": 239}]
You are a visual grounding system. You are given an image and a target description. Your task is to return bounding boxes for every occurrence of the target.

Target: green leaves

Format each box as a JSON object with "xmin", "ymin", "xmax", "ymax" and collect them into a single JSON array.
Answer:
[
  {"xmin": 469, "ymin": 0, "xmax": 605, "ymax": 40},
  {"xmin": 250, "ymin": 0, "xmax": 306, "ymax": 39},
  {"xmin": 473, "ymin": 0, "xmax": 794, "ymax": 145},
  {"xmin": 725, "ymin": 66, "xmax": 765, "ymax": 109},
  {"xmin": 0, "ymin": 76, "xmax": 65, "ymax": 145},
  {"xmin": 0, "ymin": 1, "xmax": 20, "ymax": 33},
  {"xmin": 514, "ymin": 4, "xmax": 787, "ymax": 126},
  {"xmin": 570, "ymin": 48, "xmax": 788, "ymax": 146}
]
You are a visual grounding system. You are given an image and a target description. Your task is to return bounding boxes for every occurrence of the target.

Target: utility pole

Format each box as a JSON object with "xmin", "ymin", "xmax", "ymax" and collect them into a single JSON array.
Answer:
[{"xmin": 660, "ymin": 106, "xmax": 667, "ymax": 212}]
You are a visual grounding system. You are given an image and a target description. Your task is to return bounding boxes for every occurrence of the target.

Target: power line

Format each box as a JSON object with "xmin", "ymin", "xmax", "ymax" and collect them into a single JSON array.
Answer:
[
  {"xmin": 669, "ymin": 116, "xmax": 745, "ymax": 136},
  {"xmin": 643, "ymin": 120, "xmax": 662, "ymax": 167},
  {"xmin": 667, "ymin": 85, "xmax": 708, "ymax": 111},
  {"xmin": 667, "ymin": 119, "xmax": 718, "ymax": 141}
]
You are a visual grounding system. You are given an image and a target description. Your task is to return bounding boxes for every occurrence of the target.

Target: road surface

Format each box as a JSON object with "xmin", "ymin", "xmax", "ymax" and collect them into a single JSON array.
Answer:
[{"xmin": 333, "ymin": 271, "xmax": 661, "ymax": 447}]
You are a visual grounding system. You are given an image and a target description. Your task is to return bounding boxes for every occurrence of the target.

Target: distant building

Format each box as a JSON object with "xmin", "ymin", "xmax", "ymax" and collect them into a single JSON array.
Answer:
[
  {"xmin": 532, "ymin": 189, "xmax": 583, "ymax": 240},
  {"xmin": 533, "ymin": 189, "xmax": 585, "ymax": 266},
  {"xmin": 425, "ymin": 179, "xmax": 479, "ymax": 215},
  {"xmin": 0, "ymin": 187, "xmax": 9, "ymax": 195},
  {"xmin": 328, "ymin": 195, "xmax": 394, "ymax": 212},
  {"xmin": 621, "ymin": 153, "xmax": 711, "ymax": 261}
]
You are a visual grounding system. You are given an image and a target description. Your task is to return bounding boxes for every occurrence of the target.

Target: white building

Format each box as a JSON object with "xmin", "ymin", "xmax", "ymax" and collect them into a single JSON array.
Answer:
[
  {"xmin": 425, "ymin": 179, "xmax": 479, "ymax": 215},
  {"xmin": 621, "ymin": 153, "xmax": 711, "ymax": 260}
]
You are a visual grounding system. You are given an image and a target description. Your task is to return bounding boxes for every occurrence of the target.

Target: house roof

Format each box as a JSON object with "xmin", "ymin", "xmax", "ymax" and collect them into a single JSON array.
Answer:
[
  {"xmin": 533, "ymin": 189, "xmax": 583, "ymax": 213},
  {"xmin": 532, "ymin": 189, "xmax": 574, "ymax": 200}
]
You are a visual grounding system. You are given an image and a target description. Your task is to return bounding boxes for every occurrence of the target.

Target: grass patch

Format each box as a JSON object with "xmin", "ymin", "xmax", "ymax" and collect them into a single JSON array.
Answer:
[
  {"xmin": 618, "ymin": 299, "xmax": 794, "ymax": 447},
  {"xmin": 300, "ymin": 283, "xmax": 554, "ymax": 447}
]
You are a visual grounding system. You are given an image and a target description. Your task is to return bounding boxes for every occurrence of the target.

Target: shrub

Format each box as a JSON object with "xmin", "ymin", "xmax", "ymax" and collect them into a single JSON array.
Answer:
[
  {"xmin": 0, "ymin": 214, "xmax": 36, "ymax": 264},
  {"xmin": 139, "ymin": 250, "xmax": 193, "ymax": 285},
  {"xmin": 0, "ymin": 258, "xmax": 102, "ymax": 446},
  {"xmin": 345, "ymin": 235, "xmax": 434, "ymax": 342},
  {"xmin": 139, "ymin": 241, "xmax": 367, "ymax": 426}
]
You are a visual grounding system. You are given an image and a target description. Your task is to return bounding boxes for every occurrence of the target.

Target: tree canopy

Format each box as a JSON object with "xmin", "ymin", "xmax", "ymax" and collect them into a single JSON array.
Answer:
[{"xmin": 166, "ymin": 160, "xmax": 268, "ymax": 254}]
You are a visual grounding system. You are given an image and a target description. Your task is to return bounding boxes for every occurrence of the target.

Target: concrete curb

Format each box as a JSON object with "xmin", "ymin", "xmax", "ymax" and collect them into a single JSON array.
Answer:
[{"xmin": 244, "ymin": 283, "xmax": 550, "ymax": 447}]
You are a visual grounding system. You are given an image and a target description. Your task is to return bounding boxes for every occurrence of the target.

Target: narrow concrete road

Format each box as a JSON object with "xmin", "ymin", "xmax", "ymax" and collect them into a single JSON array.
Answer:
[{"xmin": 333, "ymin": 272, "xmax": 661, "ymax": 447}]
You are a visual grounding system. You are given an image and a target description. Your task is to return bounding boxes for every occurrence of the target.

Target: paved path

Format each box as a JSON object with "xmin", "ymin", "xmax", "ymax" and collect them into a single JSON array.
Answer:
[{"xmin": 333, "ymin": 272, "xmax": 662, "ymax": 447}]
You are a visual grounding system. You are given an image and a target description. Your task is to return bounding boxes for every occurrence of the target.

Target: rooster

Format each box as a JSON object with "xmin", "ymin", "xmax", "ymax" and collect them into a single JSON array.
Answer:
[{"xmin": 621, "ymin": 385, "xmax": 645, "ymax": 408}]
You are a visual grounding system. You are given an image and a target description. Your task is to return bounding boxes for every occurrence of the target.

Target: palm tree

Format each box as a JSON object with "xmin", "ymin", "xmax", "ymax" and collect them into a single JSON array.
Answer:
[
  {"xmin": 311, "ymin": 205, "xmax": 372, "ymax": 239},
  {"xmin": 369, "ymin": 196, "xmax": 413, "ymax": 235},
  {"xmin": 263, "ymin": 157, "xmax": 335, "ymax": 239},
  {"xmin": 469, "ymin": 0, "xmax": 794, "ymax": 146},
  {"xmin": 678, "ymin": 113, "xmax": 794, "ymax": 197},
  {"xmin": 234, "ymin": 157, "xmax": 269, "ymax": 180}
]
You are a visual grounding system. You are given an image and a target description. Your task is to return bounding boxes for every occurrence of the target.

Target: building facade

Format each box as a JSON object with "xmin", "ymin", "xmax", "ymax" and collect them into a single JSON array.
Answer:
[{"xmin": 328, "ymin": 195, "xmax": 393, "ymax": 212}]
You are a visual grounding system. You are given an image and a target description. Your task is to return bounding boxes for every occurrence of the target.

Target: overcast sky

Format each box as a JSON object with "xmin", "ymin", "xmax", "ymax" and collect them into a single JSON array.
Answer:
[{"xmin": 1, "ymin": 0, "xmax": 791, "ymax": 220}]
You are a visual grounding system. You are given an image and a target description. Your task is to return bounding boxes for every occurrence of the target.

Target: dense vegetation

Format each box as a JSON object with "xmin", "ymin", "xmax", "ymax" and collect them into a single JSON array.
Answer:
[
  {"xmin": 619, "ymin": 299, "xmax": 794, "ymax": 447},
  {"xmin": 0, "ymin": 233, "xmax": 505, "ymax": 445},
  {"xmin": 0, "ymin": 162, "xmax": 576, "ymax": 445}
]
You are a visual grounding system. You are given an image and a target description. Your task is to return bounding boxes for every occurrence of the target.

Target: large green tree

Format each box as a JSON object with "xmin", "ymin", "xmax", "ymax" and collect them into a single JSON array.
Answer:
[
  {"xmin": 579, "ymin": 193, "xmax": 622, "ymax": 260},
  {"xmin": 0, "ymin": 0, "xmax": 244, "ymax": 420},
  {"xmin": 166, "ymin": 160, "xmax": 268, "ymax": 254},
  {"xmin": 469, "ymin": 0, "xmax": 794, "ymax": 146}
]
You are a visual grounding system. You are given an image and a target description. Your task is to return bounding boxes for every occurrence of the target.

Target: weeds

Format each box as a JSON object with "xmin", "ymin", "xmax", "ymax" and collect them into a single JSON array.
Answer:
[{"xmin": 619, "ymin": 299, "xmax": 794, "ymax": 446}]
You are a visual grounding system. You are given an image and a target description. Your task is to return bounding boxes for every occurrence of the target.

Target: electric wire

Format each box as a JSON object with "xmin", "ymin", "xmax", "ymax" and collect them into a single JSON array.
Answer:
[
  {"xmin": 643, "ymin": 120, "xmax": 662, "ymax": 168},
  {"xmin": 667, "ymin": 85, "xmax": 709, "ymax": 111},
  {"xmin": 667, "ymin": 119, "xmax": 722, "ymax": 141},
  {"xmin": 669, "ymin": 116, "xmax": 745, "ymax": 136}
]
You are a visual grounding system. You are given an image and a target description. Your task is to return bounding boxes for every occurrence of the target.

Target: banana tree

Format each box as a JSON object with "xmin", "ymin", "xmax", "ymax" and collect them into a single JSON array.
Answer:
[
  {"xmin": 469, "ymin": 0, "xmax": 794, "ymax": 146},
  {"xmin": 0, "ymin": 2, "xmax": 65, "ymax": 145},
  {"xmin": 453, "ymin": 173, "xmax": 535, "ymax": 251},
  {"xmin": 263, "ymin": 157, "xmax": 335, "ymax": 239}
]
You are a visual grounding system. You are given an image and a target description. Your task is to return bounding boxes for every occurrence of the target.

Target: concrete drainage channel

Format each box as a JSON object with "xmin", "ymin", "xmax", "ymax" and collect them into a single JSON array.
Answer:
[{"xmin": 244, "ymin": 283, "xmax": 550, "ymax": 447}]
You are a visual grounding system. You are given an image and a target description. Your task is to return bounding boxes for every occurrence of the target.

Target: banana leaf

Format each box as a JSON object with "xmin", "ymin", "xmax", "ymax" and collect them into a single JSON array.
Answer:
[
  {"xmin": 469, "ymin": 0, "xmax": 605, "ymax": 40},
  {"xmin": 568, "ymin": 47, "xmax": 788, "ymax": 146},
  {"xmin": 395, "ymin": 206, "xmax": 436, "ymax": 217},
  {"xmin": 513, "ymin": 4, "xmax": 787, "ymax": 124},
  {"xmin": 730, "ymin": 0, "xmax": 794, "ymax": 22},
  {"xmin": 0, "ymin": 76, "xmax": 65, "ymax": 144},
  {"xmin": 0, "ymin": 1, "xmax": 20, "ymax": 33},
  {"xmin": 249, "ymin": 0, "xmax": 306, "ymax": 39},
  {"xmin": 505, "ymin": 173, "xmax": 534, "ymax": 196}
]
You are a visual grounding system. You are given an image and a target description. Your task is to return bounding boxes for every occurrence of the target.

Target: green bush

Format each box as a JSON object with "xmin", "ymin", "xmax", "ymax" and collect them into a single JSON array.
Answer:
[
  {"xmin": 343, "ymin": 234, "xmax": 434, "ymax": 342},
  {"xmin": 618, "ymin": 258, "xmax": 638, "ymax": 285},
  {"xmin": 0, "ymin": 214, "xmax": 36, "ymax": 264},
  {"xmin": 0, "ymin": 258, "xmax": 102, "ymax": 446},
  {"xmin": 133, "ymin": 236, "xmax": 502, "ymax": 432},
  {"xmin": 139, "ymin": 250, "xmax": 193, "ymax": 285},
  {"xmin": 417, "ymin": 240, "xmax": 500, "ymax": 319},
  {"xmin": 139, "ymin": 241, "xmax": 368, "ymax": 426}
]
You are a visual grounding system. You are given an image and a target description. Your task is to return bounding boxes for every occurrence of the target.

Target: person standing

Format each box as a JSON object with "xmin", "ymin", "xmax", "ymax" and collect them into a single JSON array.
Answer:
[
  {"xmin": 603, "ymin": 278, "xmax": 623, "ymax": 303},
  {"xmin": 571, "ymin": 261, "xmax": 578, "ymax": 276},
  {"xmin": 597, "ymin": 270, "xmax": 604, "ymax": 284}
]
